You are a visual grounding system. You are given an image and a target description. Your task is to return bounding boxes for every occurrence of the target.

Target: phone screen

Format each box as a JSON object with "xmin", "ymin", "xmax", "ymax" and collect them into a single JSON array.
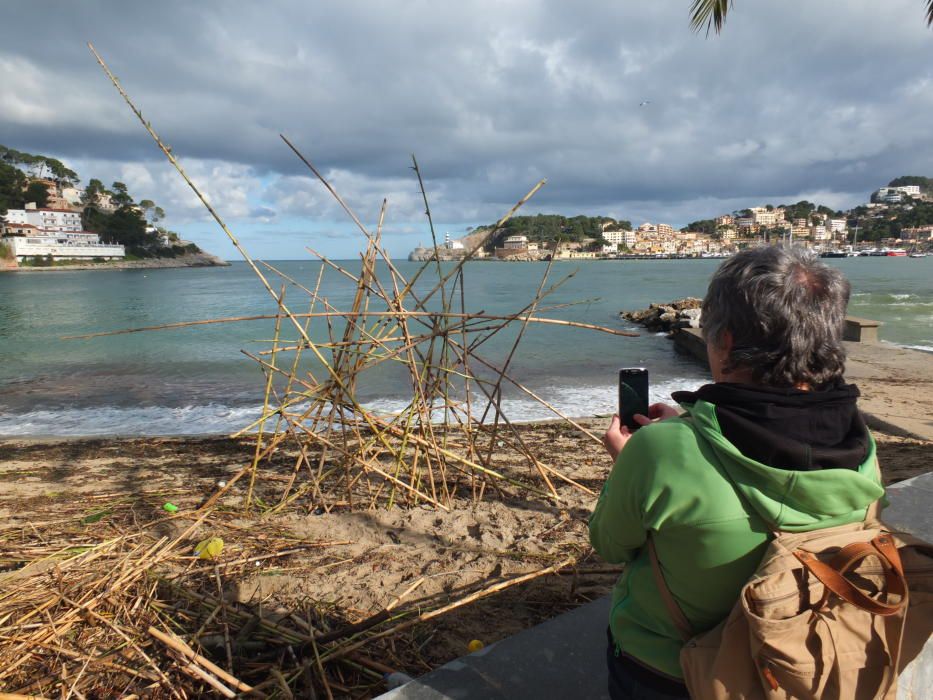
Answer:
[{"xmin": 619, "ymin": 368, "xmax": 649, "ymax": 430}]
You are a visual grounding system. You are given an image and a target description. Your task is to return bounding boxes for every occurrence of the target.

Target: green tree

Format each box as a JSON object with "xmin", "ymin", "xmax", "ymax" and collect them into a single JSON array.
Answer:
[
  {"xmin": 24, "ymin": 181, "xmax": 49, "ymax": 208},
  {"xmin": 138, "ymin": 199, "xmax": 155, "ymax": 222},
  {"xmin": 83, "ymin": 178, "xmax": 105, "ymax": 206},
  {"xmin": 0, "ymin": 161, "xmax": 27, "ymax": 214},
  {"xmin": 0, "ymin": 145, "xmax": 78, "ymax": 184},
  {"xmin": 690, "ymin": 0, "xmax": 933, "ymax": 34},
  {"xmin": 682, "ymin": 218, "xmax": 717, "ymax": 235},
  {"xmin": 781, "ymin": 200, "xmax": 816, "ymax": 222},
  {"xmin": 110, "ymin": 181, "xmax": 133, "ymax": 207}
]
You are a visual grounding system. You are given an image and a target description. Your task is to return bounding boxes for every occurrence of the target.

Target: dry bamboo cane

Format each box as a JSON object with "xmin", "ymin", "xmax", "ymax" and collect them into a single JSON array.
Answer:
[
  {"xmin": 64, "ymin": 310, "xmax": 637, "ymax": 341},
  {"xmin": 90, "ymin": 45, "xmax": 428, "ymax": 488},
  {"xmin": 147, "ymin": 626, "xmax": 258, "ymax": 696},
  {"xmin": 319, "ymin": 556, "xmax": 576, "ymax": 663},
  {"xmin": 246, "ymin": 286, "xmax": 286, "ymax": 511},
  {"xmin": 475, "ymin": 250, "xmax": 559, "ymax": 495}
]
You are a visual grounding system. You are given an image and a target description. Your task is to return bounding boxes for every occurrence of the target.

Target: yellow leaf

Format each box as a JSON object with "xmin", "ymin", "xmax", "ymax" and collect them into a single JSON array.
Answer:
[{"xmin": 195, "ymin": 537, "xmax": 224, "ymax": 560}]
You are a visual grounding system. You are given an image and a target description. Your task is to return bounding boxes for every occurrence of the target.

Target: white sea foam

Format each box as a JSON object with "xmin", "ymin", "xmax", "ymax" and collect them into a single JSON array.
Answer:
[
  {"xmin": 365, "ymin": 376, "xmax": 704, "ymax": 424},
  {"xmin": 0, "ymin": 377, "xmax": 707, "ymax": 437},
  {"xmin": 0, "ymin": 404, "xmax": 265, "ymax": 437},
  {"xmin": 894, "ymin": 343, "xmax": 933, "ymax": 354}
]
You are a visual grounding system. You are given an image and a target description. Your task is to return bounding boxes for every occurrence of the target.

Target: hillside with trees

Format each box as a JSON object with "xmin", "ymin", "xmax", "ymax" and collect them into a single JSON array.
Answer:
[
  {"xmin": 1, "ymin": 144, "xmax": 202, "ymax": 259},
  {"xmin": 478, "ymin": 214, "xmax": 632, "ymax": 251}
]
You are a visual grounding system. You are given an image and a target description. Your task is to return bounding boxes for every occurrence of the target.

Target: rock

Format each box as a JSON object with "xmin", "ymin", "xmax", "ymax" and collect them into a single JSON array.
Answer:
[
  {"xmin": 678, "ymin": 307, "xmax": 702, "ymax": 329},
  {"xmin": 622, "ymin": 298, "xmax": 703, "ymax": 333}
]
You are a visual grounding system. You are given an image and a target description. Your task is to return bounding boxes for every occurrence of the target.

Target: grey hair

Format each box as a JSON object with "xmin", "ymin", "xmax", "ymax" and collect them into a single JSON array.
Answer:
[{"xmin": 701, "ymin": 246, "xmax": 851, "ymax": 388}]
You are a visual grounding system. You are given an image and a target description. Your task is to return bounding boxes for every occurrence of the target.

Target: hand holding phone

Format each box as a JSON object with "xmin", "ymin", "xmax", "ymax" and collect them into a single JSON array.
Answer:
[{"xmin": 618, "ymin": 368, "xmax": 649, "ymax": 431}]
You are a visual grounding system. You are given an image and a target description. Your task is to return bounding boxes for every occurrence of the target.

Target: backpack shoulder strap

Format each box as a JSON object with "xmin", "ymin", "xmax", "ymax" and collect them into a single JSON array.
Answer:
[{"xmin": 647, "ymin": 536, "xmax": 694, "ymax": 642}]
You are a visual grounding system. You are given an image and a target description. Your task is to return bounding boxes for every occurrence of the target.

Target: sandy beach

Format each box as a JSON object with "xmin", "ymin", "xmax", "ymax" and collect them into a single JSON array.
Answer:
[{"xmin": 1, "ymin": 417, "xmax": 929, "ymax": 697}]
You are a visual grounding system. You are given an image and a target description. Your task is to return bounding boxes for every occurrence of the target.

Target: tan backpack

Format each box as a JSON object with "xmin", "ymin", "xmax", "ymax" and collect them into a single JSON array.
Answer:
[{"xmin": 649, "ymin": 518, "xmax": 933, "ymax": 699}]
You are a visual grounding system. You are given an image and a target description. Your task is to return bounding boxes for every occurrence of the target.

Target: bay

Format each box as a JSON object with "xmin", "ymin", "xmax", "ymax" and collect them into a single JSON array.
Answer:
[{"xmin": 1, "ymin": 257, "xmax": 930, "ymax": 436}]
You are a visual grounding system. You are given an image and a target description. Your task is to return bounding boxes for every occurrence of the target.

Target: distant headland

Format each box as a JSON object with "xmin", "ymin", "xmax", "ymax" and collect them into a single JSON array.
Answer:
[
  {"xmin": 0, "ymin": 144, "xmax": 226, "ymax": 271},
  {"xmin": 410, "ymin": 177, "xmax": 933, "ymax": 262}
]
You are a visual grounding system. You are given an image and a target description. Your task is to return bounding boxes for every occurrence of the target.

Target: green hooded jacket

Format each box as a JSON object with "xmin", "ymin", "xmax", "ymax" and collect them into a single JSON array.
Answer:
[{"xmin": 588, "ymin": 396, "xmax": 885, "ymax": 679}]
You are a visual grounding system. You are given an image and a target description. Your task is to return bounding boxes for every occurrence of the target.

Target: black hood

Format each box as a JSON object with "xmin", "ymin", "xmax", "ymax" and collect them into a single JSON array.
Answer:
[{"xmin": 672, "ymin": 382, "xmax": 870, "ymax": 471}]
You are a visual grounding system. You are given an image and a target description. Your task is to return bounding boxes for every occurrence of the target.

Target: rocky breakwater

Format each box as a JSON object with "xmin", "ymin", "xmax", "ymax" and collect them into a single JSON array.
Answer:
[{"xmin": 621, "ymin": 297, "xmax": 702, "ymax": 333}]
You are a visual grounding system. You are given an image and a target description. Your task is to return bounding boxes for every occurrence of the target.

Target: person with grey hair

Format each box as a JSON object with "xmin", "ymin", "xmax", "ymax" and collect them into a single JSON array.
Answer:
[{"xmin": 590, "ymin": 246, "xmax": 884, "ymax": 699}]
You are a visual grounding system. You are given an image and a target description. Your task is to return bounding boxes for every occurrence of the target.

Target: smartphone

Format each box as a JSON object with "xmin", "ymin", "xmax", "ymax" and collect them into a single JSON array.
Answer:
[{"xmin": 619, "ymin": 368, "xmax": 649, "ymax": 431}]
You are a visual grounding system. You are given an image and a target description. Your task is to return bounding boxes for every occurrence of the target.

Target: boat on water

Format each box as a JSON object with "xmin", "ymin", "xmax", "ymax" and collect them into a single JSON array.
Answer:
[
  {"xmin": 909, "ymin": 252, "xmax": 928, "ymax": 258},
  {"xmin": 886, "ymin": 249, "xmax": 908, "ymax": 257},
  {"xmin": 820, "ymin": 250, "xmax": 848, "ymax": 258}
]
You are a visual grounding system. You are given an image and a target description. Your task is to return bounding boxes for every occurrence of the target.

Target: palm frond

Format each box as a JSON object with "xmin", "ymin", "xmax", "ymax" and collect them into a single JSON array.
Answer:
[{"xmin": 689, "ymin": 0, "xmax": 733, "ymax": 36}]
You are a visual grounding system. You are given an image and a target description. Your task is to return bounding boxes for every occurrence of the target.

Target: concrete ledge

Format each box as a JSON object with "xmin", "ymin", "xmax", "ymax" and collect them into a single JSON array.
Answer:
[
  {"xmin": 673, "ymin": 315, "xmax": 883, "ymax": 363},
  {"xmin": 378, "ymin": 597, "xmax": 611, "ymax": 699},
  {"xmin": 844, "ymin": 316, "xmax": 881, "ymax": 343},
  {"xmin": 672, "ymin": 327, "xmax": 707, "ymax": 363}
]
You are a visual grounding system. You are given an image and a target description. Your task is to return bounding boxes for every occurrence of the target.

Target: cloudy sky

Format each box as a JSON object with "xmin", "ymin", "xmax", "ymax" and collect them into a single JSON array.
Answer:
[{"xmin": 4, "ymin": 1, "xmax": 932, "ymax": 259}]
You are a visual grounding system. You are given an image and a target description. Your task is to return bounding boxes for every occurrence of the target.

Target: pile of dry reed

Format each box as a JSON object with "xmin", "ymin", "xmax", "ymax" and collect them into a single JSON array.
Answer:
[
  {"xmin": 80, "ymin": 43, "xmax": 635, "ymax": 516},
  {"xmin": 0, "ymin": 504, "xmax": 595, "ymax": 698}
]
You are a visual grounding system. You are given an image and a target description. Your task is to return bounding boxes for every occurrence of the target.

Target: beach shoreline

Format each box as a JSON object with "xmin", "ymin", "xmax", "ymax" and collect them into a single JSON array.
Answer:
[{"xmin": 0, "ymin": 251, "xmax": 229, "ymax": 272}]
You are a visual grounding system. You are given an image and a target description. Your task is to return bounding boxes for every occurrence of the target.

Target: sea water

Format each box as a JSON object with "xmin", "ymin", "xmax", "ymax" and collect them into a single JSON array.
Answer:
[{"xmin": 1, "ymin": 258, "xmax": 930, "ymax": 436}]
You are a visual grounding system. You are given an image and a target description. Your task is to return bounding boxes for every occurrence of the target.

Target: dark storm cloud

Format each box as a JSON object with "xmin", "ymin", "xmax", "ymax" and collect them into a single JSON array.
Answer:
[{"xmin": 3, "ymin": 0, "xmax": 933, "ymax": 241}]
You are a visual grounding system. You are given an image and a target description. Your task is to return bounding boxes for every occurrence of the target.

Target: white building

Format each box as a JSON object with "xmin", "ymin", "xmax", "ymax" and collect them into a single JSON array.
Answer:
[
  {"xmin": 875, "ymin": 187, "xmax": 911, "ymax": 204},
  {"xmin": 61, "ymin": 186, "xmax": 84, "ymax": 206},
  {"xmin": 3, "ymin": 233, "xmax": 125, "ymax": 261},
  {"xmin": 811, "ymin": 225, "xmax": 830, "ymax": 241},
  {"xmin": 828, "ymin": 218, "xmax": 847, "ymax": 234},
  {"xmin": 443, "ymin": 232, "xmax": 465, "ymax": 251},
  {"xmin": 602, "ymin": 229, "xmax": 633, "ymax": 246},
  {"xmin": 4, "ymin": 206, "xmax": 82, "ymax": 232},
  {"xmin": 2, "ymin": 206, "xmax": 124, "ymax": 261},
  {"xmin": 502, "ymin": 235, "xmax": 529, "ymax": 250},
  {"xmin": 750, "ymin": 207, "xmax": 783, "ymax": 226}
]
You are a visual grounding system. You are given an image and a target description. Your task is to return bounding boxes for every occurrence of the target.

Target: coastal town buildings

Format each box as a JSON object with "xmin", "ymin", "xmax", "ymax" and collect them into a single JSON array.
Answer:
[
  {"xmin": 812, "ymin": 224, "xmax": 830, "ymax": 241},
  {"xmin": 736, "ymin": 217, "xmax": 757, "ymax": 235},
  {"xmin": 1, "ymin": 202, "xmax": 125, "ymax": 261},
  {"xmin": 900, "ymin": 226, "xmax": 933, "ymax": 241},
  {"xmin": 406, "ymin": 178, "xmax": 932, "ymax": 262}
]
